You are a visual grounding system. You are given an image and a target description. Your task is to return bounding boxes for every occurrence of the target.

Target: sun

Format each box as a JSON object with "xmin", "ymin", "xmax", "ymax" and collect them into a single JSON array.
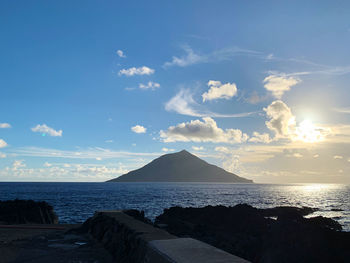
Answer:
[{"xmin": 295, "ymin": 120, "xmax": 325, "ymax": 143}]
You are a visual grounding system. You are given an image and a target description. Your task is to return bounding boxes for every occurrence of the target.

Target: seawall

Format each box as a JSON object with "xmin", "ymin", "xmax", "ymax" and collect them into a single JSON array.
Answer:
[{"xmin": 85, "ymin": 210, "xmax": 249, "ymax": 263}]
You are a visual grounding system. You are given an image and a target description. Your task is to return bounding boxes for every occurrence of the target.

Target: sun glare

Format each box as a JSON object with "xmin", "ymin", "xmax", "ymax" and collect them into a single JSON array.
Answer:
[
  {"xmin": 300, "ymin": 184, "xmax": 332, "ymax": 192},
  {"xmin": 295, "ymin": 120, "xmax": 325, "ymax": 143}
]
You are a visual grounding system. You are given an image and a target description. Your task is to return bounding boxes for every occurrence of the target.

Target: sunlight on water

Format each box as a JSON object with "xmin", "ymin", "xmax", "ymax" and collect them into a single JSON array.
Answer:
[
  {"xmin": 299, "ymin": 183, "xmax": 333, "ymax": 192},
  {"xmin": 0, "ymin": 183, "xmax": 349, "ymax": 231}
]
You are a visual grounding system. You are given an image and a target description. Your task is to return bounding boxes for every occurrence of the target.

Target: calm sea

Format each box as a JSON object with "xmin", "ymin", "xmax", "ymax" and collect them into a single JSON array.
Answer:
[{"xmin": 0, "ymin": 183, "xmax": 349, "ymax": 231}]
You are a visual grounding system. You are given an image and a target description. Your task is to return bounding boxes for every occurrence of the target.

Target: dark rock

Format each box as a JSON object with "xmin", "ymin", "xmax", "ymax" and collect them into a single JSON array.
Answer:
[
  {"xmin": 262, "ymin": 206, "xmax": 318, "ymax": 218},
  {"xmin": 307, "ymin": 216, "xmax": 342, "ymax": 231},
  {"xmin": 0, "ymin": 199, "xmax": 58, "ymax": 224},
  {"xmin": 155, "ymin": 204, "xmax": 350, "ymax": 263},
  {"xmin": 82, "ymin": 213, "xmax": 150, "ymax": 263}
]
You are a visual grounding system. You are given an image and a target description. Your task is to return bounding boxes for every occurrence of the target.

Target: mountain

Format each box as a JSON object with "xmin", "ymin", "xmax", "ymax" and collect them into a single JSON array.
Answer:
[{"xmin": 107, "ymin": 150, "xmax": 253, "ymax": 183}]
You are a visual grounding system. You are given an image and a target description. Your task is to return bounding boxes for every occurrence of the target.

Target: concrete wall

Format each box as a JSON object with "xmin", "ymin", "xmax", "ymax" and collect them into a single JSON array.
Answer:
[{"xmin": 86, "ymin": 210, "xmax": 250, "ymax": 263}]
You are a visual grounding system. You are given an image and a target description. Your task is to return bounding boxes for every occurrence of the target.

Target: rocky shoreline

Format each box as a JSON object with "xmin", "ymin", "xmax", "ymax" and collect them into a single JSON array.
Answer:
[
  {"xmin": 154, "ymin": 204, "xmax": 350, "ymax": 262},
  {"xmin": 1, "ymin": 200, "xmax": 350, "ymax": 262}
]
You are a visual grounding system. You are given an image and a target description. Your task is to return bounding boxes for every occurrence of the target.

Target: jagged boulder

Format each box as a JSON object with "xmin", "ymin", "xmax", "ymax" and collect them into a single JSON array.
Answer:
[
  {"xmin": 155, "ymin": 204, "xmax": 350, "ymax": 263},
  {"xmin": 0, "ymin": 199, "xmax": 58, "ymax": 224}
]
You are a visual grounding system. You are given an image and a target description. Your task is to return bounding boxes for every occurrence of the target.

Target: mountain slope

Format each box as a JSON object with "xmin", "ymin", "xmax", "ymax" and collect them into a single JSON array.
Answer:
[{"xmin": 107, "ymin": 150, "xmax": 253, "ymax": 183}]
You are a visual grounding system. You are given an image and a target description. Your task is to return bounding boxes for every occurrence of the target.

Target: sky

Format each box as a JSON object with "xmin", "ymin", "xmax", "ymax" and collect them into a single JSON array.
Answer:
[{"xmin": 1, "ymin": 1, "xmax": 350, "ymax": 183}]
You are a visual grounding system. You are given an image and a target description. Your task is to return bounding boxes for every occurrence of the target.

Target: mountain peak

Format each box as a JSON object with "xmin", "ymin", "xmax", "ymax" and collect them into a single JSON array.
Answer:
[
  {"xmin": 108, "ymin": 150, "xmax": 253, "ymax": 183},
  {"xmin": 178, "ymin": 149, "xmax": 192, "ymax": 155}
]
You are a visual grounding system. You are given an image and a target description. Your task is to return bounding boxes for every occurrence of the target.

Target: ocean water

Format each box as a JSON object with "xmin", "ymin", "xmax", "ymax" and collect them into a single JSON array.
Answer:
[{"xmin": 0, "ymin": 182, "xmax": 349, "ymax": 231}]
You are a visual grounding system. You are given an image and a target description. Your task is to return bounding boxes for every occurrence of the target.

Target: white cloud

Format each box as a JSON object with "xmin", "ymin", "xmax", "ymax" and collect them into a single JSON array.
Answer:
[
  {"xmin": 264, "ymin": 100, "xmax": 296, "ymax": 138},
  {"xmin": 264, "ymin": 101, "xmax": 331, "ymax": 143},
  {"xmin": 214, "ymin": 146, "xmax": 241, "ymax": 173},
  {"xmin": 139, "ymin": 81, "xmax": 160, "ymax": 90},
  {"xmin": 131, "ymin": 125, "xmax": 147, "ymax": 134},
  {"xmin": 163, "ymin": 46, "xmax": 204, "ymax": 68},
  {"xmin": 160, "ymin": 117, "xmax": 249, "ymax": 144},
  {"xmin": 0, "ymin": 123, "xmax": 11, "ymax": 128},
  {"xmin": 118, "ymin": 66, "xmax": 154, "ymax": 76},
  {"xmin": 0, "ymin": 162, "xmax": 129, "ymax": 182},
  {"xmin": 293, "ymin": 153, "xmax": 303, "ymax": 158},
  {"xmin": 214, "ymin": 146, "xmax": 230, "ymax": 154},
  {"xmin": 334, "ymin": 155, "xmax": 343, "ymax": 159},
  {"xmin": 263, "ymin": 74, "xmax": 300, "ymax": 99},
  {"xmin": 249, "ymin": 132, "xmax": 272, "ymax": 143},
  {"xmin": 0, "ymin": 152, "xmax": 6, "ymax": 158},
  {"xmin": 266, "ymin": 53, "xmax": 274, "ymax": 60},
  {"xmin": 192, "ymin": 146, "xmax": 204, "ymax": 151},
  {"xmin": 44, "ymin": 162, "xmax": 52, "ymax": 167},
  {"xmin": 0, "ymin": 139, "xmax": 8, "ymax": 148},
  {"xmin": 162, "ymin": 147, "xmax": 175, "ymax": 152},
  {"xmin": 165, "ymin": 89, "xmax": 256, "ymax": 118},
  {"xmin": 31, "ymin": 124, "xmax": 62, "ymax": 137},
  {"xmin": 202, "ymin": 80, "xmax": 238, "ymax": 102},
  {"xmin": 13, "ymin": 160, "xmax": 26, "ymax": 170},
  {"xmin": 105, "ymin": 140, "xmax": 114, "ymax": 143},
  {"xmin": 314, "ymin": 154, "xmax": 319, "ymax": 158},
  {"xmin": 116, "ymin": 49, "xmax": 126, "ymax": 58}
]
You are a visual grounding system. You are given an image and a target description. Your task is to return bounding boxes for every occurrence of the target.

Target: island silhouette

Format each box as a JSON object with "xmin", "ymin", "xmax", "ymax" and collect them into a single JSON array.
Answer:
[{"xmin": 108, "ymin": 150, "xmax": 253, "ymax": 183}]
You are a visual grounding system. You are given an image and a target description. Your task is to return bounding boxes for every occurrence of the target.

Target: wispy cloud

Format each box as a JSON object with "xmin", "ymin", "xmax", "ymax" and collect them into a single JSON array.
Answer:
[
  {"xmin": 333, "ymin": 107, "xmax": 350, "ymax": 114},
  {"xmin": 139, "ymin": 81, "xmax": 160, "ymax": 90},
  {"xmin": 119, "ymin": 66, "xmax": 154, "ymax": 76},
  {"xmin": 163, "ymin": 45, "xmax": 350, "ymax": 81},
  {"xmin": 165, "ymin": 89, "xmax": 257, "ymax": 118},
  {"xmin": 163, "ymin": 45, "xmax": 204, "ymax": 68},
  {"xmin": 10, "ymin": 146, "xmax": 161, "ymax": 159},
  {"xmin": 31, "ymin": 124, "xmax": 62, "ymax": 137},
  {"xmin": 163, "ymin": 45, "xmax": 261, "ymax": 68},
  {"xmin": 245, "ymin": 91, "xmax": 268, "ymax": 104},
  {"xmin": 165, "ymin": 89, "xmax": 202, "ymax": 117}
]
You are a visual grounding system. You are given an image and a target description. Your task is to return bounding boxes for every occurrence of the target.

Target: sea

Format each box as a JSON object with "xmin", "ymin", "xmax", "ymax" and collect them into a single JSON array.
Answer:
[{"xmin": 0, "ymin": 182, "xmax": 349, "ymax": 231}]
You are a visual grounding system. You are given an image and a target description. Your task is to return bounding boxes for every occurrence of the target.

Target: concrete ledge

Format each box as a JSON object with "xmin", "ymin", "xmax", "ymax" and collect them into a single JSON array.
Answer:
[
  {"xmin": 148, "ymin": 238, "xmax": 250, "ymax": 263},
  {"xmin": 86, "ymin": 210, "xmax": 250, "ymax": 263},
  {"xmin": 96, "ymin": 210, "xmax": 176, "ymax": 242}
]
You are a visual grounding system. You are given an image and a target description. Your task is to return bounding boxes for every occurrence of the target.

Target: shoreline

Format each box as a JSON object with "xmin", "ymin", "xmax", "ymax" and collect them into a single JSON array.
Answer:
[{"xmin": 2, "ymin": 202, "xmax": 350, "ymax": 263}]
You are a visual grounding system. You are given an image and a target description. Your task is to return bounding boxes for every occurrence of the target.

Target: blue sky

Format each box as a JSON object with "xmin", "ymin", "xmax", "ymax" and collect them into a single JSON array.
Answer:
[{"xmin": 1, "ymin": 1, "xmax": 350, "ymax": 183}]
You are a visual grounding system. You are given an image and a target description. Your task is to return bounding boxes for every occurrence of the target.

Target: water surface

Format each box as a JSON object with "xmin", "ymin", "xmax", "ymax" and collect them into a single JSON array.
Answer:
[{"xmin": 0, "ymin": 183, "xmax": 349, "ymax": 231}]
